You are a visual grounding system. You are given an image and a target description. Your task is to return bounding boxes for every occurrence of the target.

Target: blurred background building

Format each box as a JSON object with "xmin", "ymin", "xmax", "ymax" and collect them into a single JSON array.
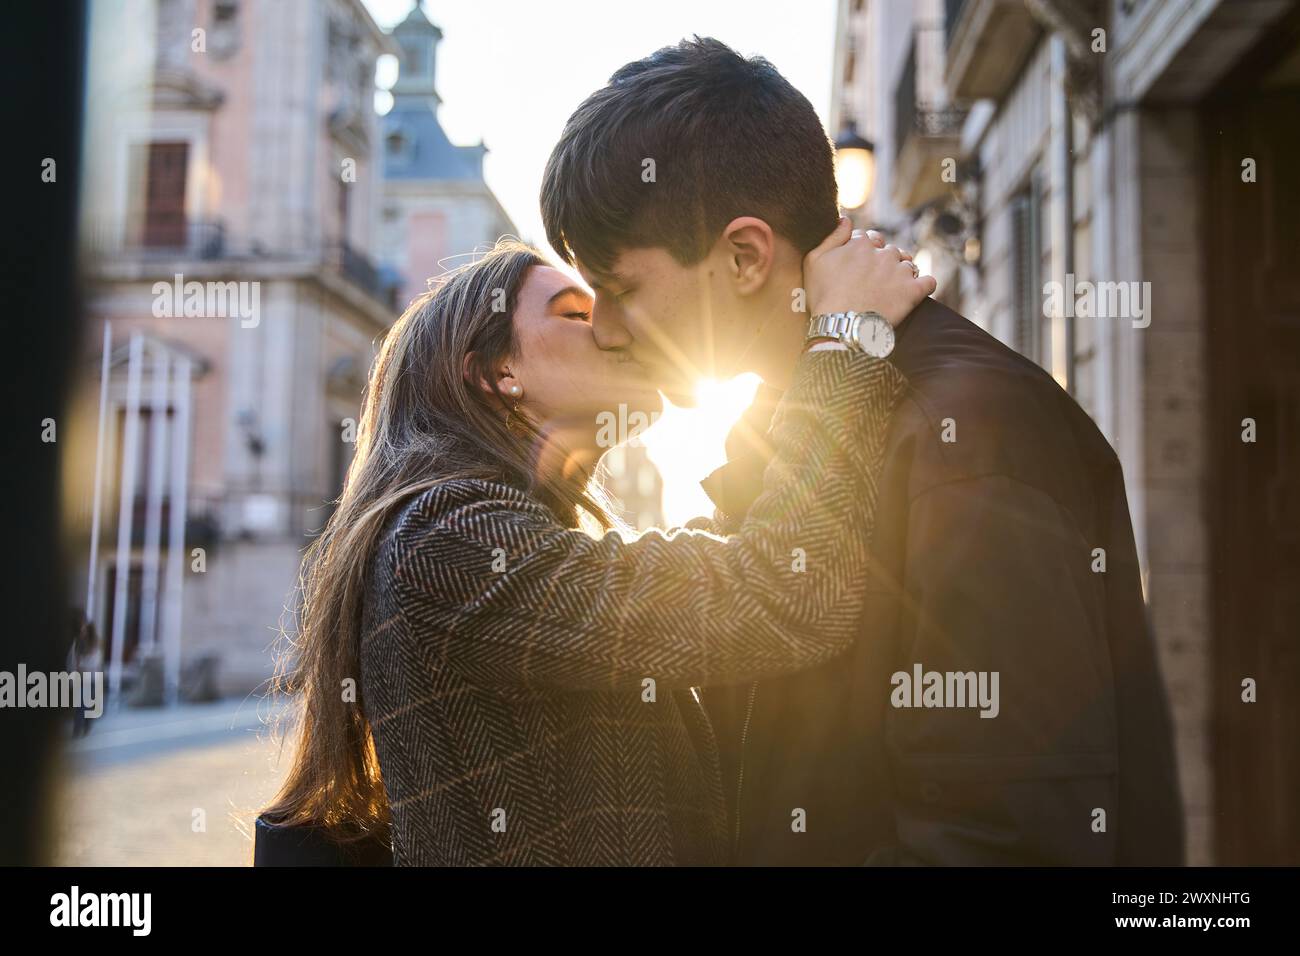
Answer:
[
  {"xmin": 67, "ymin": 0, "xmax": 660, "ymax": 713},
  {"xmin": 375, "ymin": 4, "xmax": 517, "ymax": 309},
  {"xmin": 55, "ymin": 0, "xmax": 669, "ymax": 866},
  {"xmin": 71, "ymin": 0, "xmax": 518, "ymax": 705},
  {"xmin": 831, "ymin": 0, "xmax": 1300, "ymax": 865}
]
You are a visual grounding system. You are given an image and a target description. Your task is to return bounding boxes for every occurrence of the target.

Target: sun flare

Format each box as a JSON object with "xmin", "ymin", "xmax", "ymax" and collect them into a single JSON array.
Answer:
[{"xmin": 638, "ymin": 373, "xmax": 762, "ymax": 528}]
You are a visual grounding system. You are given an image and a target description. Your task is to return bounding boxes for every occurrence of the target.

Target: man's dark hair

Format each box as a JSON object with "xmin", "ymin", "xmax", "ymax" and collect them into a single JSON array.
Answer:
[{"xmin": 541, "ymin": 36, "xmax": 839, "ymax": 274}]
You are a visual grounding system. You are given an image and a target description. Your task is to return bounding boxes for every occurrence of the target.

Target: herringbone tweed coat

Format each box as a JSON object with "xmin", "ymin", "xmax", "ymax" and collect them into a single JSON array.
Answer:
[{"xmin": 359, "ymin": 350, "xmax": 907, "ymax": 865}]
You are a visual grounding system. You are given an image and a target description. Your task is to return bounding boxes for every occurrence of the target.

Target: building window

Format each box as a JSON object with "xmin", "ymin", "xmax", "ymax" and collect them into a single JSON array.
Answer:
[
  {"xmin": 329, "ymin": 416, "xmax": 351, "ymax": 506},
  {"xmin": 336, "ymin": 171, "xmax": 351, "ymax": 243},
  {"xmin": 128, "ymin": 141, "xmax": 189, "ymax": 248},
  {"xmin": 116, "ymin": 406, "xmax": 174, "ymax": 501},
  {"xmin": 210, "ymin": 0, "xmax": 240, "ymax": 58},
  {"xmin": 400, "ymin": 40, "xmax": 427, "ymax": 78},
  {"xmin": 1010, "ymin": 181, "xmax": 1042, "ymax": 365},
  {"xmin": 102, "ymin": 563, "xmax": 145, "ymax": 666},
  {"xmin": 386, "ymin": 129, "xmax": 408, "ymax": 158},
  {"xmin": 109, "ymin": 404, "xmax": 180, "ymax": 555}
]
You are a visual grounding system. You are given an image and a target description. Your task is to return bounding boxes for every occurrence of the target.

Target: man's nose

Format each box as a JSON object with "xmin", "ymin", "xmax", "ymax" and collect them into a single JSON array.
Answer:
[{"xmin": 591, "ymin": 305, "xmax": 633, "ymax": 351}]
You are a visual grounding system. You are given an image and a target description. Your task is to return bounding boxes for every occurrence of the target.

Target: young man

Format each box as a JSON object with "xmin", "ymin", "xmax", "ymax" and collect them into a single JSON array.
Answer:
[{"xmin": 541, "ymin": 37, "xmax": 1184, "ymax": 865}]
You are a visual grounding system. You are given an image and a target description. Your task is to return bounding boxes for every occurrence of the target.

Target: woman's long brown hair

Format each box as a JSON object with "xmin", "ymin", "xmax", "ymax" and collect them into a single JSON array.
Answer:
[{"xmin": 262, "ymin": 240, "xmax": 614, "ymax": 844}]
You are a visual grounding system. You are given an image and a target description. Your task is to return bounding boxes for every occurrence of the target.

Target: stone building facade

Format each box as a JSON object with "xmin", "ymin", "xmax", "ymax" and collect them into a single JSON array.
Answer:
[
  {"xmin": 74, "ymin": 0, "xmax": 398, "ymax": 698},
  {"xmin": 375, "ymin": 4, "xmax": 517, "ymax": 311},
  {"xmin": 832, "ymin": 0, "xmax": 1300, "ymax": 865},
  {"xmin": 69, "ymin": 0, "xmax": 665, "ymax": 704}
]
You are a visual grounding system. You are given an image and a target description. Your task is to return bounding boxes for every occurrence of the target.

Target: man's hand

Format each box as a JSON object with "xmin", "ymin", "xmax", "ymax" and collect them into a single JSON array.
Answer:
[{"xmin": 804, "ymin": 217, "xmax": 937, "ymax": 327}]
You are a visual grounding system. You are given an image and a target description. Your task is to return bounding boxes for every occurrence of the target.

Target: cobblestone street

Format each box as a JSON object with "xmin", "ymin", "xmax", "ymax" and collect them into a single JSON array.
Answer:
[{"xmin": 53, "ymin": 699, "xmax": 291, "ymax": 866}]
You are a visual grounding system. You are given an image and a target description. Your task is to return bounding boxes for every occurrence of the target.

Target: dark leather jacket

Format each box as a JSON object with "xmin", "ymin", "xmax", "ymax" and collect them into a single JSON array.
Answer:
[{"xmin": 700, "ymin": 299, "xmax": 1185, "ymax": 865}]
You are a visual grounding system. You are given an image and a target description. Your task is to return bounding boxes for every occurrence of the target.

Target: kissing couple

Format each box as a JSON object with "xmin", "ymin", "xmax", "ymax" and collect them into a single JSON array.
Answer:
[{"xmin": 262, "ymin": 37, "xmax": 1183, "ymax": 867}]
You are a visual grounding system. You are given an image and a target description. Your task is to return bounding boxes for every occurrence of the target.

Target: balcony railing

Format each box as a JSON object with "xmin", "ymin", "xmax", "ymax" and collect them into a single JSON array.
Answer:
[
  {"xmin": 327, "ymin": 239, "xmax": 397, "ymax": 310},
  {"xmin": 894, "ymin": 38, "xmax": 967, "ymax": 163},
  {"xmin": 891, "ymin": 31, "xmax": 968, "ymax": 209},
  {"xmin": 114, "ymin": 219, "xmax": 227, "ymax": 260},
  {"xmin": 87, "ymin": 220, "xmax": 399, "ymax": 312}
]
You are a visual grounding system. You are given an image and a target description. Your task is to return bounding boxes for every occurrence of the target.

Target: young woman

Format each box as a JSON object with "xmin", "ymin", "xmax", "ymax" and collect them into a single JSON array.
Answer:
[{"xmin": 263, "ymin": 224, "xmax": 931, "ymax": 865}]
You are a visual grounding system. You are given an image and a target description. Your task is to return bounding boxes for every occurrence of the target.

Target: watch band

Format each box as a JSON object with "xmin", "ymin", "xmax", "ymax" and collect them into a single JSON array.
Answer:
[
  {"xmin": 805, "ymin": 310, "xmax": 895, "ymax": 357},
  {"xmin": 806, "ymin": 311, "xmax": 855, "ymax": 342}
]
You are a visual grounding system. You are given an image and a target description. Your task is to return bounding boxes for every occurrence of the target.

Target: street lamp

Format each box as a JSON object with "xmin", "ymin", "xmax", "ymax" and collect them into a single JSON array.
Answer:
[{"xmin": 833, "ymin": 121, "xmax": 876, "ymax": 212}]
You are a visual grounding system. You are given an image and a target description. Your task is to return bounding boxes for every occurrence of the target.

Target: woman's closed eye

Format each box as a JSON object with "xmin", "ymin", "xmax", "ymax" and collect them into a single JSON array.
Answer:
[{"xmin": 563, "ymin": 310, "xmax": 592, "ymax": 322}]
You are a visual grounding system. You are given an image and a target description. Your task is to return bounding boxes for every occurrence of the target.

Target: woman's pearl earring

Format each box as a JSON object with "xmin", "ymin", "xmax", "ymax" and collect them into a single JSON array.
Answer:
[{"xmin": 508, "ymin": 384, "xmax": 522, "ymax": 398}]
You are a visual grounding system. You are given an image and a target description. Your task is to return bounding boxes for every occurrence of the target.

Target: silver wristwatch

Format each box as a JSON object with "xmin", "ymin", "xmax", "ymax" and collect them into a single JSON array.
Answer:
[{"xmin": 806, "ymin": 310, "xmax": 895, "ymax": 358}]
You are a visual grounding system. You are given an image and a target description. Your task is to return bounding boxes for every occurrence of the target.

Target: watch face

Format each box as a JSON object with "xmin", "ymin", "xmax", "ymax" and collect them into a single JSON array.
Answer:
[{"xmin": 853, "ymin": 313, "xmax": 895, "ymax": 357}]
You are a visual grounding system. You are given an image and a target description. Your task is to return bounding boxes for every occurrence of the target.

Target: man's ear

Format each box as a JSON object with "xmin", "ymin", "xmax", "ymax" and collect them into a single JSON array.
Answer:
[{"xmin": 719, "ymin": 216, "xmax": 776, "ymax": 296}]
